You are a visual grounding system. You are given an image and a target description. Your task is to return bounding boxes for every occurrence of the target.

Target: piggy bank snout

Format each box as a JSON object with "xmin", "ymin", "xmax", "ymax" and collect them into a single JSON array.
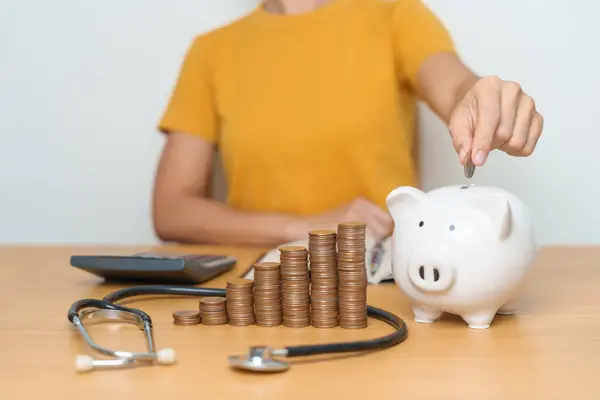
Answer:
[{"xmin": 407, "ymin": 254, "xmax": 455, "ymax": 293}]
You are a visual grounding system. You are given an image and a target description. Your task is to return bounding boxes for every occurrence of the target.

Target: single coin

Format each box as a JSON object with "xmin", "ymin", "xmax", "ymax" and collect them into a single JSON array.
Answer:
[
  {"xmin": 226, "ymin": 278, "xmax": 254, "ymax": 288},
  {"xmin": 174, "ymin": 320, "xmax": 201, "ymax": 326},
  {"xmin": 338, "ymin": 221, "xmax": 367, "ymax": 228},
  {"xmin": 254, "ymin": 261, "xmax": 281, "ymax": 270},
  {"xmin": 279, "ymin": 246, "xmax": 308, "ymax": 253},
  {"xmin": 200, "ymin": 297, "xmax": 226, "ymax": 305},
  {"xmin": 309, "ymin": 229, "xmax": 336, "ymax": 235},
  {"xmin": 172, "ymin": 310, "xmax": 200, "ymax": 319},
  {"xmin": 202, "ymin": 319, "xmax": 228, "ymax": 325},
  {"xmin": 464, "ymin": 150, "xmax": 475, "ymax": 178}
]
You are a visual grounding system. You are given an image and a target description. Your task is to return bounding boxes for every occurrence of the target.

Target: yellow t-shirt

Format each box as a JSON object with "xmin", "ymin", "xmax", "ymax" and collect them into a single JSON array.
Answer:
[{"xmin": 158, "ymin": 0, "xmax": 455, "ymax": 215}]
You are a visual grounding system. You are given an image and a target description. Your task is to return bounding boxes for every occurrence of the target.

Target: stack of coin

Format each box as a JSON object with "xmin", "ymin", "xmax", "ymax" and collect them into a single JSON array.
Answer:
[
  {"xmin": 199, "ymin": 297, "xmax": 228, "ymax": 325},
  {"xmin": 279, "ymin": 246, "xmax": 310, "ymax": 328},
  {"xmin": 172, "ymin": 310, "xmax": 201, "ymax": 326},
  {"xmin": 225, "ymin": 279, "xmax": 255, "ymax": 326},
  {"xmin": 337, "ymin": 222, "xmax": 368, "ymax": 329},
  {"xmin": 308, "ymin": 230, "xmax": 339, "ymax": 328},
  {"xmin": 253, "ymin": 262, "xmax": 283, "ymax": 327}
]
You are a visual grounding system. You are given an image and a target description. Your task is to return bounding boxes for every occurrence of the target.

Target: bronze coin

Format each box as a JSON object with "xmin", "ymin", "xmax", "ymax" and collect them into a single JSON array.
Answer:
[
  {"xmin": 254, "ymin": 261, "xmax": 281, "ymax": 270},
  {"xmin": 337, "ymin": 221, "xmax": 366, "ymax": 228},
  {"xmin": 227, "ymin": 278, "xmax": 254, "ymax": 285},
  {"xmin": 202, "ymin": 318, "xmax": 228, "ymax": 323},
  {"xmin": 253, "ymin": 295, "xmax": 281, "ymax": 302},
  {"xmin": 311, "ymin": 297, "xmax": 338, "ymax": 303},
  {"xmin": 340, "ymin": 323, "xmax": 368, "ymax": 329},
  {"xmin": 337, "ymin": 253, "xmax": 366, "ymax": 260},
  {"xmin": 311, "ymin": 313, "xmax": 339, "ymax": 319},
  {"xmin": 283, "ymin": 316, "xmax": 311, "ymax": 322},
  {"xmin": 312, "ymin": 323, "xmax": 339, "ymax": 329},
  {"xmin": 309, "ymin": 229, "xmax": 336, "ymax": 235},
  {"xmin": 253, "ymin": 299, "xmax": 281, "ymax": 305},
  {"xmin": 254, "ymin": 286, "xmax": 281, "ymax": 291},
  {"xmin": 256, "ymin": 322, "xmax": 282, "ymax": 327},
  {"xmin": 279, "ymin": 245, "xmax": 308, "ymax": 251},
  {"xmin": 172, "ymin": 310, "xmax": 200, "ymax": 319},
  {"xmin": 254, "ymin": 278, "xmax": 281, "ymax": 285},
  {"xmin": 310, "ymin": 263, "xmax": 337, "ymax": 268},
  {"xmin": 200, "ymin": 308, "xmax": 227, "ymax": 314},
  {"xmin": 200, "ymin": 297, "xmax": 226, "ymax": 305},
  {"xmin": 202, "ymin": 312, "xmax": 227, "ymax": 317},
  {"xmin": 173, "ymin": 319, "xmax": 201, "ymax": 323}
]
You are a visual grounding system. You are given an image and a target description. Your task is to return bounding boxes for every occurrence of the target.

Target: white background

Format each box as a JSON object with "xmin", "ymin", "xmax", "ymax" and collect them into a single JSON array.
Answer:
[{"xmin": 0, "ymin": 0, "xmax": 597, "ymax": 245}]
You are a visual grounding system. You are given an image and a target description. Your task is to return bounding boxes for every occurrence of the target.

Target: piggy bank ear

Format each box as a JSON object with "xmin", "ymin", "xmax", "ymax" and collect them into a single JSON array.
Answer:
[
  {"xmin": 471, "ymin": 193, "xmax": 513, "ymax": 241},
  {"xmin": 386, "ymin": 186, "xmax": 425, "ymax": 222}
]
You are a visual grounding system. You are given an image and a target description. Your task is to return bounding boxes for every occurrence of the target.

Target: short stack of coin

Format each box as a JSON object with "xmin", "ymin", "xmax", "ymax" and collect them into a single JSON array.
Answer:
[
  {"xmin": 308, "ymin": 230, "xmax": 339, "ymax": 328},
  {"xmin": 199, "ymin": 297, "xmax": 228, "ymax": 325},
  {"xmin": 225, "ymin": 279, "xmax": 255, "ymax": 326},
  {"xmin": 279, "ymin": 246, "xmax": 311, "ymax": 328},
  {"xmin": 252, "ymin": 261, "xmax": 283, "ymax": 327},
  {"xmin": 337, "ymin": 222, "xmax": 368, "ymax": 329},
  {"xmin": 172, "ymin": 310, "xmax": 201, "ymax": 326}
]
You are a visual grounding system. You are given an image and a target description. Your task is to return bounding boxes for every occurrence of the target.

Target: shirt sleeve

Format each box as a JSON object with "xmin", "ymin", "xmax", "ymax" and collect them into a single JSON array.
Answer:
[
  {"xmin": 158, "ymin": 35, "xmax": 218, "ymax": 143},
  {"xmin": 392, "ymin": 0, "xmax": 456, "ymax": 89}
]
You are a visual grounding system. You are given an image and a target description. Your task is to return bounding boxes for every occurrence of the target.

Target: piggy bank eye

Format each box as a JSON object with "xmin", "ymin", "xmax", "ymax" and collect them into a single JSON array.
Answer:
[
  {"xmin": 449, "ymin": 224, "xmax": 455, "ymax": 231},
  {"xmin": 418, "ymin": 221, "xmax": 424, "ymax": 227}
]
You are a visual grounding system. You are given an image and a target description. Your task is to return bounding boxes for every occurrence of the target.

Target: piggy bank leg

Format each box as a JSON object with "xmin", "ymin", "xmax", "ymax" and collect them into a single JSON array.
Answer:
[
  {"xmin": 497, "ymin": 299, "xmax": 518, "ymax": 315},
  {"xmin": 461, "ymin": 310, "xmax": 497, "ymax": 330},
  {"xmin": 412, "ymin": 305, "xmax": 443, "ymax": 324}
]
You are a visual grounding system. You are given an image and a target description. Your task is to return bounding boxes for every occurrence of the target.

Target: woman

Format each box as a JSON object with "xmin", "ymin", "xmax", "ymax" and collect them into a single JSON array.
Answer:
[{"xmin": 152, "ymin": 0, "xmax": 543, "ymax": 246}]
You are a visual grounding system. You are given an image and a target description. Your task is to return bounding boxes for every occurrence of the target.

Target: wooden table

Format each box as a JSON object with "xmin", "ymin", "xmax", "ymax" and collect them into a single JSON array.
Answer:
[{"xmin": 1, "ymin": 245, "xmax": 599, "ymax": 399}]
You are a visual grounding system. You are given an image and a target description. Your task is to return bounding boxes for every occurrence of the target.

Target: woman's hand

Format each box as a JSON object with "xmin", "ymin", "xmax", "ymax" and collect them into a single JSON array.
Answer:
[
  {"xmin": 287, "ymin": 198, "xmax": 393, "ymax": 243},
  {"xmin": 449, "ymin": 75, "xmax": 544, "ymax": 167}
]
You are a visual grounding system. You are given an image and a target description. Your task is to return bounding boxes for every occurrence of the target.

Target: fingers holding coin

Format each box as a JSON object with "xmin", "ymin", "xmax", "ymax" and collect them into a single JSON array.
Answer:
[{"xmin": 448, "ymin": 76, "xmax": 544, "ymax": 170}]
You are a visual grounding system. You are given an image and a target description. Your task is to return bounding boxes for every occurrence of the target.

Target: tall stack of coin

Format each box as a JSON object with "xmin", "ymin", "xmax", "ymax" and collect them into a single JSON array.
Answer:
[
  {"xmin": 308, "ymin": 230, "xmax": 339, "ymax": 328},
  {"xmin": 253, "ymin": 261, "xmax": 283, "ymax": 327},
  {"xmin": 337, "ymin": 222, "xmax": 368, "ymax": 329},
  {"xmin": 199, "ymin": 297, "xmax": 228, "ymax": 325},
  {"xmin": 279, "ymin": 246, "xmax": 310, "ymax": 328},
  {"xmin": 172, "ymin": 310, "xmax": 201, "ymax": 326},
  {"xmin": 225, "ymin": 279, "xmax": 255, "ymax": 326}
]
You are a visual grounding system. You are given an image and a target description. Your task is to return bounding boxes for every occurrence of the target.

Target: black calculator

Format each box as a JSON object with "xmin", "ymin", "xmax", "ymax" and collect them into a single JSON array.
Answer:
[{"xmin": 70, "ymin": 252, "xmax": 237, "ymax": 284}]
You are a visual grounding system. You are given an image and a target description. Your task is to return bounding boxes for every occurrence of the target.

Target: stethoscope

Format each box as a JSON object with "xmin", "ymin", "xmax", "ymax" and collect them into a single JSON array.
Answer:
[{"xmin": 68, "ymin": 285, "xmax": 408, "ymax": 373}]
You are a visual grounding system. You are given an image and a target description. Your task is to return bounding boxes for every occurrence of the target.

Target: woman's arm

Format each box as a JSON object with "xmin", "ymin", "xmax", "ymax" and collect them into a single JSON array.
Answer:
[{"xmin": 152, "ymin": 132, "xmax": 301, "ymax": 246}]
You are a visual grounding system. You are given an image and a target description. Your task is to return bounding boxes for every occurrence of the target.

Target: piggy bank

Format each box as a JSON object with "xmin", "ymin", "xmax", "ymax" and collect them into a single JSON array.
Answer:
[{"xmin": 385, "ymin": 184, "xmax": 538, "ymax": 329}]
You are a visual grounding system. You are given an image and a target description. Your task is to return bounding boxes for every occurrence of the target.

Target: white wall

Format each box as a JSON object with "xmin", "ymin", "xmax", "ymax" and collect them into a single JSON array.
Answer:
[
  {"xmin": 418, "ymin": 0, "xmax": 599, "ymax": 245},
  {"xmin": 0, "ymin": 0, "xmax": 597, "ymax": 245}
]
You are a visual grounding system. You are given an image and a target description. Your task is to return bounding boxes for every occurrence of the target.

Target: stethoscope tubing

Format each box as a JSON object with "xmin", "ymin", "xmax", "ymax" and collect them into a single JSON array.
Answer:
[
  {"xmin": 68, "ymin": 298, "xmax": 152, "ymax": 324},
  {"xmin": 93, "ymin": 284, "xmax": 409, "ymax": 358}
]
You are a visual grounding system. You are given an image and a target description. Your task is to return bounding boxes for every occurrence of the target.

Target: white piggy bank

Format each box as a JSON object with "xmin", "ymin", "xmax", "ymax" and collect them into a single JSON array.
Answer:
[{"xmin": 385, "ymin": 184, "xmax": 538, "ymax": 329}]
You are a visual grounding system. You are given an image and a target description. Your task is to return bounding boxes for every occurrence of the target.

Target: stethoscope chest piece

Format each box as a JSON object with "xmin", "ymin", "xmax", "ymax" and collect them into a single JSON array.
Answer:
[{"xmin": 228, "ymin": 347, "xmax": 289, "ymax": 373}]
